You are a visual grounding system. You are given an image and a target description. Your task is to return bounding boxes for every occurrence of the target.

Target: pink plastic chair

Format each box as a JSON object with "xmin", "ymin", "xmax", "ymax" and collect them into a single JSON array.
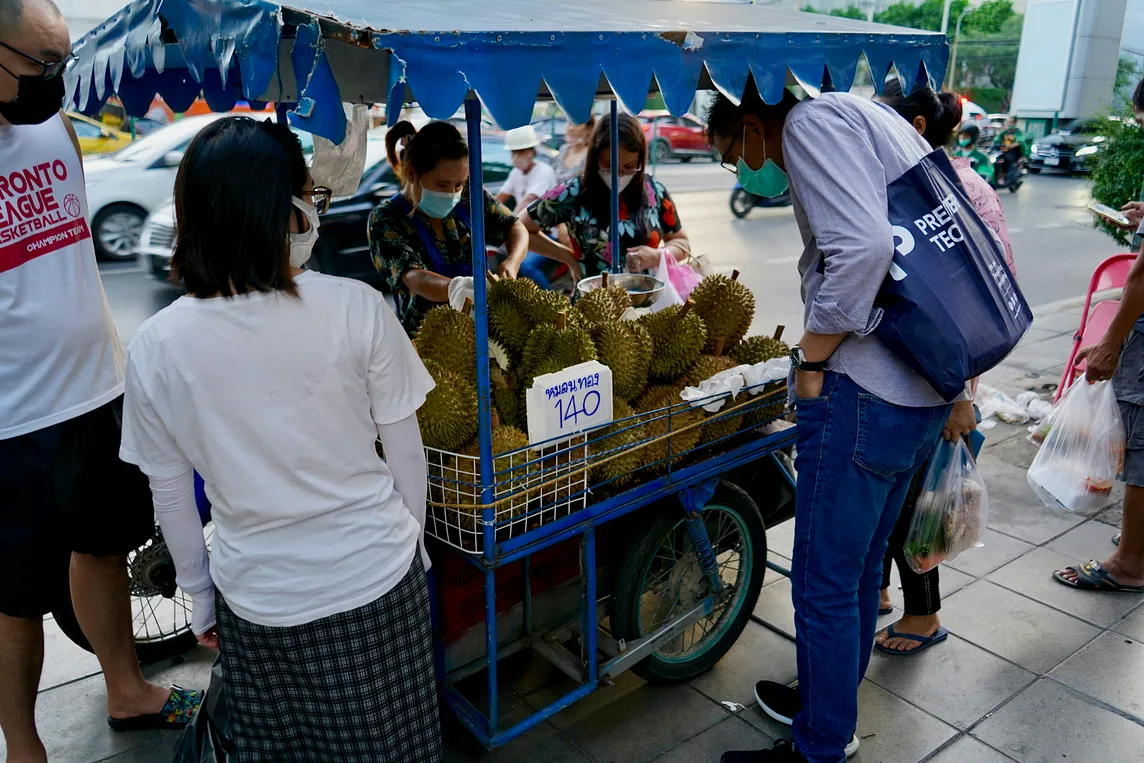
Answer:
[{"xmin": 1055, "ymin": 253, "xmax": 1139, "ymax": 402}]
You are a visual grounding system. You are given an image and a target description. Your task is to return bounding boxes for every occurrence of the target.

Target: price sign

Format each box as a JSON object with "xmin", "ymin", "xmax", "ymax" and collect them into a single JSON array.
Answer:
[{"xmin": 525, "ymin": 361, "xmax": 614, "ymax": 445}]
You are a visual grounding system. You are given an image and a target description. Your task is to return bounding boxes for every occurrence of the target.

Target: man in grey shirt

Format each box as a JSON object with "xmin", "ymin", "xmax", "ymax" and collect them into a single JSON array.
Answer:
[{"xmin": 709, "ymin": 85, "xmax": 961, "ymax": 763}]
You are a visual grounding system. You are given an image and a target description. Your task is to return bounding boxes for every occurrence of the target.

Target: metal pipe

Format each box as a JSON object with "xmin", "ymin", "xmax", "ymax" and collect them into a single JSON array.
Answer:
[
  {"xmin": 581, "ymin": 528, "xmax": 598, "ymax": 682},
  {"xmin": 947, "ymin": 7, "xmax": 973, "ymax": 90},
  {"xmin": 523, "ymin": 556, "xmax": 533, "ymax": 636},
  {"xmin": 939, "ymin": 0, "xmax": 953, "ymax": 36},
  {"xmin": 609, "ymin": 100, "xmax": 622, "ymax": 274}
]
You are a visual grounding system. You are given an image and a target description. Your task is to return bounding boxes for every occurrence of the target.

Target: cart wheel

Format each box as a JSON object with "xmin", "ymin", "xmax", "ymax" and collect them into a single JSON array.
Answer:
[{"xmin": 611, "ymin": 482, "xmax": 766, "ymax": 684}]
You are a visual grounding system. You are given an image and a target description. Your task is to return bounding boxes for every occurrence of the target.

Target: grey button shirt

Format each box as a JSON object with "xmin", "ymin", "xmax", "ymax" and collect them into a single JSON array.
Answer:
[{"xmin": 784, "ymin": 92, "xmax": 951, "ymax": 408}]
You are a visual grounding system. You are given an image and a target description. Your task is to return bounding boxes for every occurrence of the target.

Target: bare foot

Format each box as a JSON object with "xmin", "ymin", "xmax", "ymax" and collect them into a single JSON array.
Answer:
[
  {"xmin": 875, "ymin": 614, "xmax": 941, "ymax": 652},
  {"xmin": 1056, "ymin": 555, "xmax": 1144, "ymax": 588},
  {"xmin": 879, "ymin": 588, "xmax": 892, "ymax": 612},
  {"xmin": 107, "ymin": 681, "xmax": 177, "ymax": 720}
]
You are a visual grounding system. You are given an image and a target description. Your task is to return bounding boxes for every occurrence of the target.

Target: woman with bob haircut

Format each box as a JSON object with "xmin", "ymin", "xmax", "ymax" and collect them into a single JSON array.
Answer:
[{"xmin": 118, "ymin": 116, "xmax": 442, "ymax": 761}]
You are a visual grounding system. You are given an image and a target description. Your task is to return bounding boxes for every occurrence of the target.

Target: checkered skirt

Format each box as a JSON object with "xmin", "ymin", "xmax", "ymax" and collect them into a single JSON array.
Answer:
[{"xmin": 216, "ymin": 560, "xmax": 442, "ymax": 762}]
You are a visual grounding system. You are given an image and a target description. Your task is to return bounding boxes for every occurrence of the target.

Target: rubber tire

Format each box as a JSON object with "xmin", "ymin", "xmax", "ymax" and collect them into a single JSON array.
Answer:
[
  {"xmin": 91, "ymin": 203, "xmax": 147, "ymax": 261},
  {"xmin": 730, "ymin": 188, "xmax": 756, "ymax": 219},
  {"xmin": 680, "ymin": 156, "xmax": 693, "ymax": 163},
  {"xmin": 611, "ymin": 481, "xmax": 767, "ymax": 684},
  {"xmin": 652, "ymin": 139, "xmax": 672, "ymax": 165}
]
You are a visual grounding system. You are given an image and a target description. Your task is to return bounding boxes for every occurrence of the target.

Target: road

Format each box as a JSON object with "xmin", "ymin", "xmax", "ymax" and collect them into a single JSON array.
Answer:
[{"xmin": 97, "ymin": 165, "xmax": 1120, "ymax": 345}]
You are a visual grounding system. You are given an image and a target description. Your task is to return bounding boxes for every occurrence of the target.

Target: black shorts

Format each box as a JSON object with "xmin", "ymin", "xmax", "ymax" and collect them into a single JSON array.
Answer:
[{"xmin": 0, "ymin": 396, "xmax": 153, "ymax": 618}]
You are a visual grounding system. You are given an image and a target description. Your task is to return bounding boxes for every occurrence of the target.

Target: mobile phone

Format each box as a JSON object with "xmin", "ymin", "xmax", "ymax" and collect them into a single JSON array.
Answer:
[{"xmin": 1088, "ymin": 201, "xmax": 1132, "ymax": 228}]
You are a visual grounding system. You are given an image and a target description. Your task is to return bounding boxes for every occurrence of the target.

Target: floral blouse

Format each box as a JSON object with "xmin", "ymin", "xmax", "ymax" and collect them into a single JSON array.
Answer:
[
  {"xmin": 368, "ymin": 188, "xmax": 516, "ymax": 336},
  {"xmin": 951, "ymin": 156, "xmax": 1016, "ymax": 277},
  {"xmin": 526, "ymin": 177, "xmax": 682, "ymax": 278}
]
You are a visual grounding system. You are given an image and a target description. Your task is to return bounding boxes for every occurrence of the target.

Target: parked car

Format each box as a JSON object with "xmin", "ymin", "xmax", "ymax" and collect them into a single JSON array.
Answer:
[
  {"xmin": 1029, "ymin": 118, "xmax": 1109, "ymax": 175},
  {"xmin": 66, "ymin": 111, "xmax": 132, "ymax": 155},
  {"xmin": 640, "ymin": 111, "xmax": 718, "ymax": 164},
  {"xmin": 137, "ymin": 134, "xmax": 520, "ymax": 289}
]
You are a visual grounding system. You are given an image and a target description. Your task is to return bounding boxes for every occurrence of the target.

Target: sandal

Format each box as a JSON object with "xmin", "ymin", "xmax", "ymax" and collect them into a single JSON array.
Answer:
[
  {"xmin": 107, "ymin": 686, "xmax": 203, "ymax": 732},
  {"xmin": 1052, "ymin": 560, "xmax": 1144, "ymax": 592},
  {"xmin": 879, "ymin": 606, "xmax": 894, "ymax": 616},
  {"xmin": 1113, "ymin": 533, "xmax": 1121, "ymax": 547},
  {"xmin": 875, "ymin": 623, "xmax": 948, "ymax": 655}
]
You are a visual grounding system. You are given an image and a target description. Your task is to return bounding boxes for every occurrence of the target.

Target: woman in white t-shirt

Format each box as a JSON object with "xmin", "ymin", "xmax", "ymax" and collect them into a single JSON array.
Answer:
[{"xmin": 119, "ymin": 117, "xmax": 442, "ymax": 761}]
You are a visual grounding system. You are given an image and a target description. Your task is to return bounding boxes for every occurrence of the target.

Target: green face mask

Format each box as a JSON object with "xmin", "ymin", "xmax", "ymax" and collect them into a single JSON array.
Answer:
[
  {"xmin": 958, "ymin": 137, "xmax": 972, "ymax": 147},
  {"xmin": 736, "ymin": 126, "xmax": 789, "ymax": 198}
]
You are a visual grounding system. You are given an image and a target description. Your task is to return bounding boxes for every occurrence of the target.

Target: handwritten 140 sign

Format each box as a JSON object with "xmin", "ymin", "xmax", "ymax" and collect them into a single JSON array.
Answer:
[{"xmin": 525, "ymin": 360, "xmax": 614, "ymax": 445}]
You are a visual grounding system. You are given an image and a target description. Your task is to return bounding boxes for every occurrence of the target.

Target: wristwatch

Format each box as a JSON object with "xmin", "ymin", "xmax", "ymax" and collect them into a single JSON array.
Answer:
[{"xmin": 789, "ymin": 346, "xmax": 828, "ymax": 373}]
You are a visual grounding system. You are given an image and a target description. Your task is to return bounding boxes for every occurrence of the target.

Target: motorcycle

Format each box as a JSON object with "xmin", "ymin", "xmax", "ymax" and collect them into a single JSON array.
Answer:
[
  {"xmin": 986, "ymin": 146, "xmax": 1027, "ymax": 193},
  {"xmin": 730, "ymin": 184, "xmax": 792, "ymax": 218}
]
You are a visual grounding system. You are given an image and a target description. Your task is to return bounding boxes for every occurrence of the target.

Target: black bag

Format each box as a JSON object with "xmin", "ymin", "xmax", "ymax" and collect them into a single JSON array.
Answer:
[{"xmin": 173, "ymin": 657, "xmax": 233, "ymax": 763}]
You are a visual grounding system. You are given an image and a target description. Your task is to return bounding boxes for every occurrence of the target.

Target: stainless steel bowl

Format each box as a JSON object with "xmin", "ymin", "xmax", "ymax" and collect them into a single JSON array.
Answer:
[{"xmin": 575, "ymin": 273, "xmax": 665, "ymax": 308}]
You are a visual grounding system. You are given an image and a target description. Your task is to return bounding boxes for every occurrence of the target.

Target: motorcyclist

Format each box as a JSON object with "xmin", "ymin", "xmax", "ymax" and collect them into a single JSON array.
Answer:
[
  {"xmin": 952, "ymin": 123, "xmax": 993, "ymax": 184},
  {"xmin": 991, "ymin": 116, "xmax": 1027, "ymax": 188}
]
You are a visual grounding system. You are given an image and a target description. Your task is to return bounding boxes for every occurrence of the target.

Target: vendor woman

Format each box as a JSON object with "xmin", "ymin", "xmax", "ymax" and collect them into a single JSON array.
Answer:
[
  {"xmin": 369, "ymin": 121, "xmax": 529, "ymax": 335},
  {"xmin": 518, "ymin": 112, "xmax": 691, "ymax": 280}
]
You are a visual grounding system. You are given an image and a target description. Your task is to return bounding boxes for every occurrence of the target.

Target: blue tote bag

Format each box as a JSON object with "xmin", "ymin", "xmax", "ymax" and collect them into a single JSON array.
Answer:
[{"xmin": 874, "ymin": 148, "xmax": 1031, "ymax": 401}]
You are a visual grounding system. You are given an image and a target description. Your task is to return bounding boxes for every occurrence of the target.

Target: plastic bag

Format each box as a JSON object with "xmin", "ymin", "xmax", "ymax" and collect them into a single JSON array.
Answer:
[
  {"xmin": 663, "ymin": 251, "xmax": 702, "ymax": 302},
  {"xmin": 173, "ymin": 657, "xmax": 232, "ymax": 763},
  {"xmin": 1027, "ymin": 378, "xmax": 1125, "ymax": 512},
  {"xmin": 904, "ymin": 438, "xmax": 989, "ymax": 574},
  {"xmin": 648, "ymin": 248, "xmax": 684, "ymax": 313},
  {"xmin": 309, "ymin": 103, "xmax": 370, "ymax": 197}
]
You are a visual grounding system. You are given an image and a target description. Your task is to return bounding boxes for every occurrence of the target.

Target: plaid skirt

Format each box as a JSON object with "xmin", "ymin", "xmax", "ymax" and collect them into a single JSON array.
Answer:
[{"xmin": 216, "ymin": 559, "xmax": 442, "ymax": 762}]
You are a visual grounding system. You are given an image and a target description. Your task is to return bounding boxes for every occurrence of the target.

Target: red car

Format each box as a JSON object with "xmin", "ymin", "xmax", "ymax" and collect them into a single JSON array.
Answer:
[{"xmin": 641, "ymin": 111, "xmax": 719, "ymax": 164}]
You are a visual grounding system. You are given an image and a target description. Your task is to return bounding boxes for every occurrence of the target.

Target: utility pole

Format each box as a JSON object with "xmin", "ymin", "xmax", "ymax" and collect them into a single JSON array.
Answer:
[
  {"xmin": 940, "ymin": 0, "xmax": 953, "ymax": 35},
  {"xmin": 947, "ymin": 6, "xmax": 973, "ymax": 90}
]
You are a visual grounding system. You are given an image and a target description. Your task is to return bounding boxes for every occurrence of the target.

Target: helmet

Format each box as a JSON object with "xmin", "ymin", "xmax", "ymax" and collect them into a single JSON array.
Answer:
[
  {"xmin": 504, "ymin": 125, "xmax": 541, "ymax": 151},
  {"xmin": 959, "ymin": 123, "xmax": 980, "ymax": 143}
]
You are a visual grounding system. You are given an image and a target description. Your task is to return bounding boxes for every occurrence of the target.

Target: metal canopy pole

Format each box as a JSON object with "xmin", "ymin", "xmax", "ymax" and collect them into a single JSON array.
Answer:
[{"xmin": 609, "ymin": 100, "xmax": 622, "ymax": 275}]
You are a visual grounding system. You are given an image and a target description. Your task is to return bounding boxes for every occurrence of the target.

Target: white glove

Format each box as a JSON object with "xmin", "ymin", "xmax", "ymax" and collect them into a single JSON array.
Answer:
[
  {"xmin": 448, "ymin": 276, "xmax": 475, "ymax": 312},
  {"xmin": 190, "ymin": 588, "xmax": 218, "ymax": 636}
]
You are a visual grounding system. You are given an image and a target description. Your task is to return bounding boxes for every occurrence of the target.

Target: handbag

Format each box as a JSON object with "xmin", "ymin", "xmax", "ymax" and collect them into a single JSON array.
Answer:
[{"xmin": 874, "ymin": 148, "xmax": 1032, "ymax": 401}]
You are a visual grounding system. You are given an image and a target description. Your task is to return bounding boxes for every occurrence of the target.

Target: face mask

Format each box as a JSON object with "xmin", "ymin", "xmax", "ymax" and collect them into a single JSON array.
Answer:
[
  {"xmin": 0, "ymin": 70, "xmax": 64, "ymax": 126},
  {"xmin": 512, "ymin": 155, "xmax": 531, "ymax": 171},
  {"xmin": 735, "ymin": 126, "xmax": 788, "ymax": 198},
  {"xmin": 958, "ymin": 137, "xmax": 972, "ymax": 147},
  {"xmin": 419, "ymin": 187, "xmax": 463, "ymax": 219},
  {"xmin": 598, "ymin": 170, "xmax": 635, "ymax": 192},
  {"xmin": 288, "ymin": 197, "xmax": 320, "ymax": 268}
]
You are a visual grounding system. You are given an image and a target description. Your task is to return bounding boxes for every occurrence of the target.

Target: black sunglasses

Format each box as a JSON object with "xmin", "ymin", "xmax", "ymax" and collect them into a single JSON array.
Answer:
[
  {"xmin": 0, "ymin": 40, "xmax": 76, "ymax": 80},
  {"xmin": 719, "ymin": 133, "xmax": 740, "ymax": 174}
]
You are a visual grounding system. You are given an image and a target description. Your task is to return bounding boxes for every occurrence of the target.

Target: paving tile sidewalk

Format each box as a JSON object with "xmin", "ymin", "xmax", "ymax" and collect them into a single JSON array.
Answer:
[{"xmin": 10, "ymin": 302, "xmax": 1144, "ymax": 763}]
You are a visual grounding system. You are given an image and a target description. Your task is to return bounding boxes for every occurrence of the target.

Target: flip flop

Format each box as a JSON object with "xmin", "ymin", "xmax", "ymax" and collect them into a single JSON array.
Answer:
[
  {"xmin": 879, "ymin": 606, "xmax": 894, "ymax": 616},
  {"xmin": 875, "ymin": 623, "xmax": 949, "ymax": 655},
  {"xmin": 107, "ymin": 686, "xmax": 203, "ymax": 732},
  {"xmin": 1113, "ymin": 533, "xmax": 1121, "ymax": 547},
  {"xmin": 1052, "ymin": 560, "xmax": 1144, "ymax": 592}
]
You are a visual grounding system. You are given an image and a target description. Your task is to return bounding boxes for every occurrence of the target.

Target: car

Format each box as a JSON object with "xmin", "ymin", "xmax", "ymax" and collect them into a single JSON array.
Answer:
[
  {"xmin": 1029, "ymin": 118, "xmax": 1110, "ymax": 175},
  {"xmin": 84, "ymin": 114, "xmax": 314, "ymax": 260},
  {"xmin": 639, "ymin": 111, "xmax": 718, "ymax": 164},
  {"xmin": 137, "ymin": 134, "xmax": 520, "ymax": 289},
  {"xmin": 66, "ymin": 111, "xmax": 133, "ymax": 155}
]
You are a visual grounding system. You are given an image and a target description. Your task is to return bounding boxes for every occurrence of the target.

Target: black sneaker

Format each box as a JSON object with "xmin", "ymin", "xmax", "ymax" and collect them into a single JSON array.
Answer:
[
  {"xmin": 753, "ymin": 680, "xmax": 860, "ymax": 758},
  {"xmin": 721, "ymin": 740, "xmax": 807, "ymax": 762}
]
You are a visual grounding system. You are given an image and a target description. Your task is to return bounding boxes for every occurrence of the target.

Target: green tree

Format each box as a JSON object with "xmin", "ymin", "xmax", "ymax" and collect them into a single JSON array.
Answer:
[
  {"xmin": 876, "ymin": 0, "xmax": 967, "ymax": 31},
  {"xmin": 962, "ymin": 0, "xmax": 1015, "ymax": 34},
  {"xmin": 1114, "ymin": 55, "xmax": 1142, "ymax": 112},
  {"xmin": 1089, "ymin": 118, "xmax": 1144, "ymax": 246},
  {"xmin": 801, "ymin": 4, "xmax": 865, "ymax": 20}
]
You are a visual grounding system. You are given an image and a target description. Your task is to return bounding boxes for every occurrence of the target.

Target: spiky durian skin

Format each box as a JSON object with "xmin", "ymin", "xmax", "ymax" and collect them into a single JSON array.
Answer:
[
  {"xmin": 452, "ymin": 426, "xmax": 534, "ymax": 530},
  {"xmin": 488, "ymin": 278, "xmax": 540, "ymax": 357},
  {"xmin": 576, "ymin": 284, "xmax": 632, "ymax": 328},
  {"xmin": 593, "ymin": 320, "xmax": 652, "ymax": 403},
  {"xmin": 590, "ymin": 399, "xmax": 643, "ymax": 488},
  {"xmin": 417, "ymin": 360, "xmax": 478, "ymax": 452},
  {"xmin": 730, "ymin": 336, "xmax": 790, "ymax": 367},
  {"xmin": 519, "ymin": 323, "xmax": 597, "ymax": 387},
  {"xmin": 635, "ymin": 385, "xmax": 703, "ymax": 470},
  {"xmin": 519, "ymin": 288, "xmax": 577, "ymax": 328},
  {"xmin": 639, "ymin": 306, "xmax": 707, "ymax": 383},
  {"xmin": 691, "ymin": 273, "xmax": 755, "ymax": 352},
  {"xmin": 684, "ymin": 354, "xmax": 737, "ymax": 387},
  {"xmin": 415, "ymin": 305, "xmax": 476, "ymax": 380}
]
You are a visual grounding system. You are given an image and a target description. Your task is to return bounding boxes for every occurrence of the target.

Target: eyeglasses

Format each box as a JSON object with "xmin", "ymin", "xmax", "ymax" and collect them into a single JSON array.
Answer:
[
  {"xmin": 310, "ymin": 186, "xmax": 332, "ymax": 215},
  {"xmin": 719, "ymin": 133, "xmax": 740, "ymax": 174},
  {"xmin": 0, "ymin": 41, "xmax": 76, "ymax": 80}
]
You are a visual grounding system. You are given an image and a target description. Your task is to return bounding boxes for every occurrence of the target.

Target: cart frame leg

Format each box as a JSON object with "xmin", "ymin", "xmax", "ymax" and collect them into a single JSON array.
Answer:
[{"xmin": 679, "ymin": 477, "xmax": 724, "ymax": 593}]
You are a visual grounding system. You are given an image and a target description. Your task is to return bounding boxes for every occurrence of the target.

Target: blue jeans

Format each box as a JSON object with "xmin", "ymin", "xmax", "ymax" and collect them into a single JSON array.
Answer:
[
  {"xmin": 790, "ymin": 373, "xmax": 950, "ymax": 763},
  {"xmin": 517, "ymin": 252, "xmax": 553, "ymax": 290}
]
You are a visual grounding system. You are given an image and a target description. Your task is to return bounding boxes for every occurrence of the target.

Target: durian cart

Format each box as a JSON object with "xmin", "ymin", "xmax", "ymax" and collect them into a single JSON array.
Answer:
[{"xmin": 68, "ymin": 0, "xmax": 948, "ymax": 749}]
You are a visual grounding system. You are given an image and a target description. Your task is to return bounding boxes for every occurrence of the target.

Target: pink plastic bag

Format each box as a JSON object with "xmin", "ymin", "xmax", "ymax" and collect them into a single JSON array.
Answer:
[{"xmin": 661, "ymin": 249, "xmax": 702, "ymax": 301}]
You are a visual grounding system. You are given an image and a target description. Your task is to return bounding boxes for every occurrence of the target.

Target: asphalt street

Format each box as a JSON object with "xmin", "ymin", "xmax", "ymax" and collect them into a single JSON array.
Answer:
[{"xmin": 97, "ymin": 165, "xmax": 1120, "ymax": 345}]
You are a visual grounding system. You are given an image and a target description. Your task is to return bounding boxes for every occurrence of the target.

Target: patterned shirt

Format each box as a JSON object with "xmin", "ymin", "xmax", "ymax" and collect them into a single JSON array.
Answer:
[
  {"xmin": 951, "ymin": 156, "xmax": 1016, "ymax": 277},
  {"xmin": 368, "ymin": 188, "xmax": 516, "ymax": 335},
  {"xmin": 526, "ymin": 177, "xmax": 683, "ymax": 279}
]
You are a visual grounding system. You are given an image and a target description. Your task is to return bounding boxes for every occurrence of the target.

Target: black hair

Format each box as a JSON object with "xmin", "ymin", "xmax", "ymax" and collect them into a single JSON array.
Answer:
[
  {"xmin": 581, "ymin": 111, "xmax": 650, "ymax": 233},
  {"xmin": 704, "ymin": 80, "xmax": 801, "ymax": 146},
  {"xmin": 171, "ymin": 117, "xmax": 307, "ymax": 298},
  {"xmin": 401, "ymin": 120, "xmax": 469, "ymax": 181},
  {"xmin": 878, "ymin": 78, "xmax": 963, "ymax": 149},
  {"xmin": 385, "ymin": 120, "xmax": 416, "ymax": 183},
  {"xmin": 959, "ymin": 123, "xmax": 980, "ymax": 143},
  {"xmin": 1134, "ymin": 77, "xmax": 1144, "ymax": 113}
]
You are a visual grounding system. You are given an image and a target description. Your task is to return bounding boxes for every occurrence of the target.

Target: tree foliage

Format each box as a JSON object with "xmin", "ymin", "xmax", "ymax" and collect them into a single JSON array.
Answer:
[
  {"xmin": 801, "ymin": 3, "xmax": 865, "ymax": 19},
  {"xmin": 1089, "ymin": 118, "xmax": 1144, "ymax": 246}
]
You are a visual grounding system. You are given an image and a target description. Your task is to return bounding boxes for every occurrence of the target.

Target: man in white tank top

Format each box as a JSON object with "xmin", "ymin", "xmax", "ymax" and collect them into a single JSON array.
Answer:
[{"xmin": 0, "ymin": 1, "xmax": 201, "ymax": 758}]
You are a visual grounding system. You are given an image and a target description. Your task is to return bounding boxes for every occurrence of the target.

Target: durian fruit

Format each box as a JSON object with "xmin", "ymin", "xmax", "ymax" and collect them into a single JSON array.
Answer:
[
  {"xmin": 635, "ymin": 384, "xmax": 704, "ymax": 470},
  {"xmin": 731, "ymin": 335, "xmax": 790, "ymax": 367},
  {"xmin": 685, "ymin": 339, "xmax": 743, "ymax": 444},
  {"xmin": 639, "ymin": 301, "xmax": 707, "ymax": 383},
  {"xmin": 520, "ymin": 287, "xmax": 579, "ymax": 329},
  {"xmin": 417, "ymin": 360, "xmax": 478, "ymax": 452},
  {"xmin": 590, "ymin": 399, "xmax": 644, "ymax": 489},
  {"xmin": 592, "ymin": 319, "xmax": 652, "ymax": 402},
  {"xmin": 691, "ymin": 270, "xmax": 755, "ymax": 353},
  {"xmin": 415, "ymin": 304, "xmax": 476, "ymax": 381},
  {"xmin": 454, "ymin": 420, "xmax": 534, "ymax": 530},
  {"xmin": 520, "ymin": 313, "xmax": 597, "ymax": 388},
  {"xmin": 488, "ymin": 276, "xmax": 541, "ymax": 358},
  {"xmin": 576, "ymin": 276, "xmax": 632, "ymax": 328}
]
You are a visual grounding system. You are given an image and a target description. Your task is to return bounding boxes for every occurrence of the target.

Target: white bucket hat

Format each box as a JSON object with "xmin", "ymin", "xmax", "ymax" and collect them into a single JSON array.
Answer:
[{"xmin": 504, "ymin": 125, "xmax": 541, "ymax": 151}]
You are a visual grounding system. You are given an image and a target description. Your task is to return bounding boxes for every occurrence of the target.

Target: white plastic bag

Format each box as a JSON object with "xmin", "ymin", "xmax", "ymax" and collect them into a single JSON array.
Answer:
[
  {"xmin": 904, "ymin": 438, "xmax": 989, "ymax": 574},
  {"xmin": 309, "ymin": 103, "xmax": 370, "ymax": 197},
  {"xmin": 1027, "ymin": 378, "xmax": 1126, "ymax": 512},
  {"xmin": 648, "ymin": 249, "xmax": 684, "ymax": 314}
]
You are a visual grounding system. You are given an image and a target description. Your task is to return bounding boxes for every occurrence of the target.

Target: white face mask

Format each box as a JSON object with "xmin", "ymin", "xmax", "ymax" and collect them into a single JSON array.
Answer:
[
  {"xmin": 599, "ymin": 169, "xmax": 635, "ymax": 192},
  {"xmin": 289, "ymin": 197, "xmax": 320, "ymax": 268}
]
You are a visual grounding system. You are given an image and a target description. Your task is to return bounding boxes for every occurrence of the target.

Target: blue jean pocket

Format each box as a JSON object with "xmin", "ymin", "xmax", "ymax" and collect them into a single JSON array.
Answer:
[{"xmin": 852, "ymin": 394, "xmax": 941, "ymax": 477}]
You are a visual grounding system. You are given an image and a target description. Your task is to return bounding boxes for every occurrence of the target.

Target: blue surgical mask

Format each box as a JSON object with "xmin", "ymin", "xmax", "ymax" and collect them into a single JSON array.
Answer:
[
  {"xmin": 736, "ymin": 126, "xmax": 788, "ymax": 198},
  {"xmin": 419, "ymin": 187, "xmax": 462, "ymax": 219}
]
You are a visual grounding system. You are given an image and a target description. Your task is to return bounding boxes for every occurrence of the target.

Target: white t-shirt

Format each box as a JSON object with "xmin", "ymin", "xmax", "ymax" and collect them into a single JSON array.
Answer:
[
  {"xmin": 501, "ymin": 161, "xmax": 557, "ymax": 210},
  {"xmin": 0, "ymin": 114, "xmax": 125, "ymax": 439},
  {"xmin": 120, "ymin": 271, "xmax": 435, "ymax": 627}
]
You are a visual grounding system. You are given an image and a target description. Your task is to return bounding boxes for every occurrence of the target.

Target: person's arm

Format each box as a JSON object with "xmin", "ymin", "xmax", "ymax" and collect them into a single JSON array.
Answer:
[
  {"xmin": 377, "ymin": 415, "xmax": 429, "ymax": 567},
  {"xmin": 402, "ymin": 269, "xmax": 452, "ymax": 302},
  {"xmin": 519, "ymin": 164, "xmax": 557, "ymax": 209},
  {"xmin": 1078, "ymin": 246, "xmax": 1144, "ymax": 381},
  {"xmin": 501, "ymin": 219, "xmax": 528, "ymax": 279},
  {"xmin": 369, "ymin": 205, "xmax": 450, "ymax": 303},
  {"xmin": 150, "ymin": 471, "xmax": 217, "ymax": 645},
  {"xmin": 518, "ymin": 182, "xmax": 583, "ymax": 279},
  {"xmin": 59, "ymin": 112, "xmax": 84, "ymax": 168},
  {"xmin": 627, "ymin": 184, "xmax": 691, "ymax": 270}
]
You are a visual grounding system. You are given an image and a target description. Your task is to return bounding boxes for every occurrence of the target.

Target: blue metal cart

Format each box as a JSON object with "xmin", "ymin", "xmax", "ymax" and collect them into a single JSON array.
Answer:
[{"xmin": 70, "ymin": 0, "xmax": 948, "ymax": 749}]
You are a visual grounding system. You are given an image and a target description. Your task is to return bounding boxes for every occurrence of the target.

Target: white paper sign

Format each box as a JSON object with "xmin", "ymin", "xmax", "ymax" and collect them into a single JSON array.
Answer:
[{"xmin": 526, "ymin": 361, "xmax": 614, "ymax": 445}]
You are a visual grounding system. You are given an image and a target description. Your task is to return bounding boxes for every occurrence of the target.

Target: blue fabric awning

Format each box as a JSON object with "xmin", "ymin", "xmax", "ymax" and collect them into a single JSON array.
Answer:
[{"xmin": 67, "ymin": 0, "xmax": 949, "ymax": 143}]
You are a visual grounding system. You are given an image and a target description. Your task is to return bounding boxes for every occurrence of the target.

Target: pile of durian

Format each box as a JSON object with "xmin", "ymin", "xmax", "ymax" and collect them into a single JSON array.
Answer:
[{"xmin": 414, "ymin": 271, "xmax": 789, "ymax": 522}]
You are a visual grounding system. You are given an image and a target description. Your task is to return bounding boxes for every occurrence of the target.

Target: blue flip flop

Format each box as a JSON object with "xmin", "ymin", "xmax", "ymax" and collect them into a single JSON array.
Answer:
[{"xmin": 875, "ymin": 624, "xmax": 949, "ymax": 656}]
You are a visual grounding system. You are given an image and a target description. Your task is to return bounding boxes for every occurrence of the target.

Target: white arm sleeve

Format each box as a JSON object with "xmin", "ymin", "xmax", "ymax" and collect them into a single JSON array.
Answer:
[
  {"xmin": 377, "ymin": 414, "xmax": 431, "ymax": 571},
  {"xmin": 149, "ymin": 470, "xmax": 217, "ymax": 635}
]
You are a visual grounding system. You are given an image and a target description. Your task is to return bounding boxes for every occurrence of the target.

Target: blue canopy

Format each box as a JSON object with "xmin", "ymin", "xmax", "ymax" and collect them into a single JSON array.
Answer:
[{"xmin": 67, "ymin": 0, "xmax": 948, "ymax": 143}]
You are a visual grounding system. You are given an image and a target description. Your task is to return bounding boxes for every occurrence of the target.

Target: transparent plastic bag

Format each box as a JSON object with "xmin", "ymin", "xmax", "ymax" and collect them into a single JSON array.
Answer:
[
  {"xmin": 904, "ymin": 437, "xmax": 989, "ymax": 574},
  {"xmin": 1027, "ymin": 378, "xmax": 1125, "ymax": 512}
]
